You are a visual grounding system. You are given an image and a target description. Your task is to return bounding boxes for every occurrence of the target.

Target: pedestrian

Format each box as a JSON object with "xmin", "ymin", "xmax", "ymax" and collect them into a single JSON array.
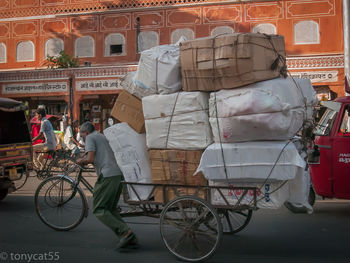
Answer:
[
  {"xmin": 64, "ymin": 119, "xmax": 82, "ymax": 157},
  {"xmin": 76, "ymin": 122, "xmax": 138, "ymax": 250},
  {"xmin": 32, "ymin": 108, "xmax": 57, "ymax": 169}
]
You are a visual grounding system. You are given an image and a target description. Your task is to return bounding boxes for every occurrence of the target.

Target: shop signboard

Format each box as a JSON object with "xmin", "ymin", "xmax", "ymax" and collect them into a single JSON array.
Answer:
[
  {"xmin": 290, "ymin": 71, "xmax": 338, "ymax": 83},
  {"xmin": 2, "ymin": 82, "xmax": 68, "ymax": 94},
  {"xmin": 76, "ymin": 79, "xmax": 122, "ymax": 91}
]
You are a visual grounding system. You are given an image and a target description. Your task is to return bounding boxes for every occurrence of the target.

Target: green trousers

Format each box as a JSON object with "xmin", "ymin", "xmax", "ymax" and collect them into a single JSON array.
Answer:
[{"xmin": 93, "ymin": 174, "xmax": 129, "ymax": 238}]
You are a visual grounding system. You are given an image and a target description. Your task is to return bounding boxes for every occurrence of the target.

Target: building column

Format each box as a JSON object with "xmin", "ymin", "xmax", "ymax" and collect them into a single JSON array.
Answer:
[
  {"xmin": 73, "ymin": 94, "xmax": 82, "ymax": 123},
  {"xmin": 343, "ymin": 0, "xmax": 350, "ymax": 95}
]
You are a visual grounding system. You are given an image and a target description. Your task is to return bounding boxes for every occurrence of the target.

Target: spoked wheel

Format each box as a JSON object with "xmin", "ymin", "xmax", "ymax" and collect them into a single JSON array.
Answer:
[
  {"xmin": 160, "ymin": 196, "xmax": 222, "ymax": 262},
  {"xmin": 49, "ymin": 155, "xmax": 77, "ymax": 175},
  {"xmin": 218, "ymin": 209, "xmax": 253, "ymax": 234},
  {"xmin": 13, "ymin": 171, "xmax": 28, "ymax": 190},
  {"xmin": 34, "ymin": 175, "xmax": 87, "ymax": 231}
]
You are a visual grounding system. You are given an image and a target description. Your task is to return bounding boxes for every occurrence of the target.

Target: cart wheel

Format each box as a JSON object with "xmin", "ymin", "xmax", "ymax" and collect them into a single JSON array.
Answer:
[
  {"xmin": 160, "ymin": 196, "xmax": 222, "ymax": 262},
  {"xmin": 219, "ymin": 209, "xmax": 253, "ymax": 234}
]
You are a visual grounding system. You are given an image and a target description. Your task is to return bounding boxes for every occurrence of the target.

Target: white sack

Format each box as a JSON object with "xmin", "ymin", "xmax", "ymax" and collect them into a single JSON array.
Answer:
[
  {"xmin": 134, "ymin": 44, "xmax": 182, "ymax": 95},
  {"xmin": 196, "ymin": 141, "xmax": 306, "ymax": 182},
  {"xmin": 209, "ymin": 78, "xmax": 317, "ymax": 142},
  {"xmin": 142, "ymin": 92, "xmax": 213, "ymax": 150},
  {"xmin": 287, "ymin": 168, "xmax": 313, "ymax": 213},
  {"xmin": 120, "ymin": 72, "xmax": 155, "ymax": 99},
  {"xmin": 104, "ymin": 123, "xmax": 152, "ymax": 201},
  {"xmin": 210, "ymin": 180, "xmax": 290, "ymax": 209}
]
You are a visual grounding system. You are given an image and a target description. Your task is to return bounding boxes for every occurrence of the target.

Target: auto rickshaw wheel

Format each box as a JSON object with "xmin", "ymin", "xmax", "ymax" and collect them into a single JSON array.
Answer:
[
  {"xmin": 309, "ymin": 187, "xmax": 316, "ymax": 207},
  {"xmin": 0, "ymin": 189, "xmax": 8, "ymax": 201}
]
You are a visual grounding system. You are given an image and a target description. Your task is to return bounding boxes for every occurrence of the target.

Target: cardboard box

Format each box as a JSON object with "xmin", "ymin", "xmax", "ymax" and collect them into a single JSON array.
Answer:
[
  {"xmin": 149, "ymin": 149, "xmax": 208, "ymax": 203},
  {"xmin": 180, "ymin": 33, "xmax": 286, "ymax": 92},
  {"xmin": 154, "ymin": 187, "xmax": 207, "ymax": 204},
  {"xmin": 110, "ymin": 90, "xmax": 145, "ymax": 133}
]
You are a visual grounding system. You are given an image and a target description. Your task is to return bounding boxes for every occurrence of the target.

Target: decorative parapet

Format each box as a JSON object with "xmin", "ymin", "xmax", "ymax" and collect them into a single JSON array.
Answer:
[
  {"xmin": 286, "ymin": 55, "xmax": 344, "ymax": 70},
  {"xmin": 0, "ymin": 64, "xmax": 138, "ymax": 82},
  {"xmin": 0, "ymin": 0, "xmax": 239, "ymax": 19}
]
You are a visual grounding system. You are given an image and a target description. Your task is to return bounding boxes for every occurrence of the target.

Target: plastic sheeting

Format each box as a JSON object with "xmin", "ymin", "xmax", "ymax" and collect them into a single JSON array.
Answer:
[
  {"xmin": 210, "ymin": 180, "xmax": 290, "ymax": 209},
  {"xmin": 142, "ymin": 92, "xmax": 213, "ymax": 150},
  {"xmin": 104, "ymin": 123, "xmax": 152, "ymax": 201},
  {"xmin": 120, "ymin": 72, "xmax": 155, "ymax": 99},
  {"xmin": 195, "ymin": 141, "xmax": 306, "ymax": 182},
  {"xmin": 134, "ymin": 43, "xmax": 182, "ymax": 95},
  {"xmin": 209, "ymin": 78, "xmax": 317, "ymax": 142}
]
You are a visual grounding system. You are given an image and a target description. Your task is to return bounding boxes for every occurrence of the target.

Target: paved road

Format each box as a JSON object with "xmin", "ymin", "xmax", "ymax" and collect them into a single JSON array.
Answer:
[{"xmin": 0, "ymin": 176, "xmax": 350, "ymax": 263}]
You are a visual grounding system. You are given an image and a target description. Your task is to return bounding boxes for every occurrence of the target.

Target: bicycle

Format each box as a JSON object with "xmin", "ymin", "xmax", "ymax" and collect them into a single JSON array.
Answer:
[
  {"xmin": 35, "ymin": 164, "xmax": 256, "ymax": 262},
  {"xmin": 33, "ymin": 148, "xmax": 76, "ymax": 180}
]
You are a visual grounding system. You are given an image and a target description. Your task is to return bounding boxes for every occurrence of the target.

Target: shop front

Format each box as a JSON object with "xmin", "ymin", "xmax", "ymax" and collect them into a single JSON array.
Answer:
[{"xmin": 0, "ymin": 65, "xmax": 137, "ymax": 131}]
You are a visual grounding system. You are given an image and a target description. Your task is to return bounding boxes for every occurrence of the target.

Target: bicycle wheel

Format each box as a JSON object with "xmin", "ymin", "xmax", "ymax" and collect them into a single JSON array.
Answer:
[
  {"xmin": 160, "ymin": 196, "xmax": 222, "ymax": 262},
  {"xmin": 47, "ymin": 155, "xmax": 77, "ymax": 176},
  {"xmin": 219, "ymin": 209, "xmax": 253, "ymax": 234},
  {"xmin": 34, "ymin": 175, "xmax": 87, "ymax": 231},
  {"xmin": 13, "ymin": 170, "xmax": 28, "ymax": 190}
]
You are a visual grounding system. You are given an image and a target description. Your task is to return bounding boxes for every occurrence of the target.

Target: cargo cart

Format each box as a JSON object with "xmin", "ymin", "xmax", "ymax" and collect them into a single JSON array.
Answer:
[{"xmin": 34, "ymin": 165, "xmax": 258, "ymax": 262}]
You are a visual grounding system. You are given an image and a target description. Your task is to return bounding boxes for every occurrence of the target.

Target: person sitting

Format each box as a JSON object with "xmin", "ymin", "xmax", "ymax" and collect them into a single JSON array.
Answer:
[{"xmin": 64, "ymin": 119, "xmax": 82, "ymax": 157}]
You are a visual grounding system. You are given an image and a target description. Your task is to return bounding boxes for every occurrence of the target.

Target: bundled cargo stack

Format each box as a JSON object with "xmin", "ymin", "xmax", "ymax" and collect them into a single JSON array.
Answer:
[
  {"xmin": 106, "ymin": 33, "xmax": 317, "ymax": 211},
  {"xmin": 139, "ymin": 46, "xmax": 212, "ymax": 202},
  {"xmin": 179, "ymin": 33, "xmax": 317, "ymax": 212},
  {"xmin": 108, "ymin": 40, "xmax": 209, "ymax": 203}
]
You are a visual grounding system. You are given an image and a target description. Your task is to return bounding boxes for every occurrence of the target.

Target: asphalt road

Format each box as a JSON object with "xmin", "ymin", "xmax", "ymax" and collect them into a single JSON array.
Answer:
[{"xmin": 0, "ymin": 175, "xmax": 350, "ymax": 263}]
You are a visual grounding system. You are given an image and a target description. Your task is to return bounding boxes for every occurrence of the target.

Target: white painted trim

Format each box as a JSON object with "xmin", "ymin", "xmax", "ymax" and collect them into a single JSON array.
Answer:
[
  {"xmin": 294, "ymin": 20, "xmax": 320, "ymax": 45},
  {"xmin": 45, "ymin": 38, "xmax": 64, "ymax": 58},
  {"xmin": 0, "ymin": 42, "xmax": 6, "ymax": 63},
  {"xmin": 16, "ymin": 40, "xmax": 35, "ymax": 62},
  {"xmin": 75, "ymin": 36, "xmax": 95, "ymax": 58},
  {"xmin": 104, "ymin": 33, "xmax": 126, "ymax": 57}
]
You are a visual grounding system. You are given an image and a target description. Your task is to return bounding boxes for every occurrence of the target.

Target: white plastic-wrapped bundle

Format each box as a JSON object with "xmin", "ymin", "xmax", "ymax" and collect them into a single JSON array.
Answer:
[
  {"xmin": 142, "ymin": 92, "xmax": 213, "ymax": 150},
  {"xmin": 195, "ymin": 141, "xmax": 306, "ymax": 182},
  {"xmin": 287, "ymin": 168, "xmax": 313, "ymax": 213},
  {"xmin": 120, "ymin": 72, "xmax": 155, "ymax": 99},
  {"xmin": 210, "ymin": 180, "xmax": 290, "ymax": 209},
  {"xmin": 104, "ymin": 123, "xmax": 152, "ymax": 201},
  {"xmin": 134, "ymin": 43, "xmax": 182, "ymax": 95},
  {"xmin": 209, "ymin": 78, "xmax": 317, "ymax": 142}
]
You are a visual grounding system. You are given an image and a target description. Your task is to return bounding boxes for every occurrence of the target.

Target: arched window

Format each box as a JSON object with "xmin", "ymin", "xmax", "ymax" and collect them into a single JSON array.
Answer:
[
  {"xmin": 0, "ymin": 42, "xmax": 6, "ymax": 63},
  {"xmin": 75, "ymin": 36, "xmax": 95, "ymax": 58},
  {"xmin": 138, "ymin": 31, "xmax": 159, "ymax": 52},
  {"xmin": 294, "ymin": 21, "xmax": 319, "ymax": 45},
  {"xmin": 171, "ymin": 28, "xmax": 194, "ymax": 44},
  {"xmin": 211, "ymin": 26, "xmax": 234, "ymax": 36},
  {"xmin": 16, "ymin": 41, "xmax": 35, "ymax": 62},
  {"xmin": 45, "ymin": 38, "xmax": 64, "ymax": 58},
  {"xmin": 252, "ymin": 23, "xmax": 277, "ymax": 35},
  {"xmin": 105, "ymin": 33, "xmax": 126, "ymax": 57}
]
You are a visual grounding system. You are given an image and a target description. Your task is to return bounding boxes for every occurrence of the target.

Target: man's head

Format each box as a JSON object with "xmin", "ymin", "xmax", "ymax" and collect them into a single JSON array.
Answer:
[
  {"xmin": 79, "ymin": 122, "xmax": 95, "ymax": 142},
  {"xmin": 35, "ymin": 108, "xmax": 46, "ymax": 121}
]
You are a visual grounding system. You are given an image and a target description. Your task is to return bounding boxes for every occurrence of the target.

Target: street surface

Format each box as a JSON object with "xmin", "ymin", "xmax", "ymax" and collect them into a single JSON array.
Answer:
[{"xmin": 0, "ymin": 174, "xmax": 349, "ymax": 263}]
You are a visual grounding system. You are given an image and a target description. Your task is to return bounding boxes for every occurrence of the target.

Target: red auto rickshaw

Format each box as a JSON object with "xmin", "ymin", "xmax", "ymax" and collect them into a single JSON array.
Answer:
[{"xmin": 309, "ymin": 94, "xmax": 350, "ymax": 204}]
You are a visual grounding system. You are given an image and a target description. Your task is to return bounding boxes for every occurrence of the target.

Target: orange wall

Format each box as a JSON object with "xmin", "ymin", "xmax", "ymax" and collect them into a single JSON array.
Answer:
[{"xmin": 0, "ymin": 0, "xmax": 344, "ymax": 70}]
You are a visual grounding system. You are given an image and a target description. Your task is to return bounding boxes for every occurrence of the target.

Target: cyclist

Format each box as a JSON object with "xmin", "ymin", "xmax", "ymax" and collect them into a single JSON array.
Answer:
[
  {"xmin": 32, "ymin": 108, "xmax": 57, "ymax": 169},
  {"xmin": 76, "ymin": 122, "xmax": 138, "ymax": 250}
]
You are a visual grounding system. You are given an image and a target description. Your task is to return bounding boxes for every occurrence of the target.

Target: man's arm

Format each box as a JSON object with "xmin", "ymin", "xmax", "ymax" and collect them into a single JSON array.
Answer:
[
  {"xmin": 77, "ymin": 151, "xmax": 95, "ymax": 166},
  {"xmin": 71, "ymin": 137, "xmax": 83, "ymax": 147}
]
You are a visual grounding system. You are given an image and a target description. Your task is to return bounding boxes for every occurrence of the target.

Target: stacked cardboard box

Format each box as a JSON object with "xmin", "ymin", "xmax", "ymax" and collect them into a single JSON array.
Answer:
[
  {"xmin": 149, "ymin": 149, "xmax": 207, "ymax": 203},
  {"xmin": 110, "ymin": 90, "xmax": 145, "ymax": 133},
  {"xmin": 180, "ymin": 33, "xmax": 286, "ymax": 92}
]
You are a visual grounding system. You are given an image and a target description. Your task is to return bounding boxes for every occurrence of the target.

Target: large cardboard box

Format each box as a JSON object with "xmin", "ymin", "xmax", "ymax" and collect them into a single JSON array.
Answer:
[
  {"xmin": 149, "ymin": 149, "xmax": 208, "ymax": 203},
  {"xmin": 180, "ymin": 33, "xmax": 286, "ymax": 92},
  {"xmin": 110, "ymin": 90, "xmax": 145, "ymax": 133}
]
